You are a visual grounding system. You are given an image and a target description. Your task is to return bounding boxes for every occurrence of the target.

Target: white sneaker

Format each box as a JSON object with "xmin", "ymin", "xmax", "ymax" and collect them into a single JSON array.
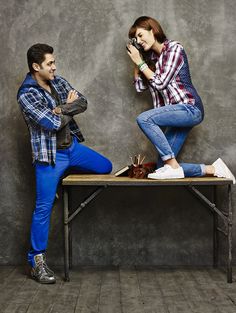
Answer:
[
  {"xmin": 148, "ymin": 164, "xmax": 184, "ymax": 180},
  {"xmin": 212, "ymin": 158, "xmax": 235, "ymax": 184}
]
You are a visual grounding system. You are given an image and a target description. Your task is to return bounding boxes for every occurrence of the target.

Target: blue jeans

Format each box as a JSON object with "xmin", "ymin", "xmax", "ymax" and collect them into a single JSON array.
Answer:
[
  {"xmin": 136, "ymin": 104, "xmax": 205, "ymax": 177},
  {"xmin": 28, "ymin": 137, "xmax": 112, "ymax": 266}
]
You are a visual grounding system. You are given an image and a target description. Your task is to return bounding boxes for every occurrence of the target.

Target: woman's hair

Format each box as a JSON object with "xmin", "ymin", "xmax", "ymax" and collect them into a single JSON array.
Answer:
[
  {"xmin": 27, "ymin": 43, "xmax": 54, "ymax": 73},
  {"xmin": 128, "ymin": 16, "xmax": 167, "ymax": 43}
]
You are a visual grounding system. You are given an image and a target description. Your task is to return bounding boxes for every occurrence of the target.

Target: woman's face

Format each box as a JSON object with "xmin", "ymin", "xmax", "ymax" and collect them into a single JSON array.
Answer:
[{"xmin": 135, "ymin": 27, "xmax": 155, "ymax": 51}]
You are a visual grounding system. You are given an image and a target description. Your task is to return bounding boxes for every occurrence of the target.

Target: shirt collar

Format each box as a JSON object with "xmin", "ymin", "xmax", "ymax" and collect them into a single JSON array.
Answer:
[{"xmin": 150, "ymin": 39, "xmax": 170, "ymax": 61}]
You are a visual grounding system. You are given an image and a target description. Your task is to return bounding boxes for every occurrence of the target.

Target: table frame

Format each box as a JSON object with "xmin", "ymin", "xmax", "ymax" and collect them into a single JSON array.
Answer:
[{"xmin": 62, "ymin": 175, "xmax": 233, "ymax": 282}]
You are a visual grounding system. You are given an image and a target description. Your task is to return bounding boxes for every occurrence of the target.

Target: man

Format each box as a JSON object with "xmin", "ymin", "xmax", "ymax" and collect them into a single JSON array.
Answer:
[{"xmin": 17, "ymin": 43, "xmax": 112, "ymax": 284}]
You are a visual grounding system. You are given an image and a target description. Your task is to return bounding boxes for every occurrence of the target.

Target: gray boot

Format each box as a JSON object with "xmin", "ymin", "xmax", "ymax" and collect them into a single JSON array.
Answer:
[
  {"xmin": 42, "ymin": 253, "xmax": 54, "ymax": 277},
  {"xmin": 31, "ymin": 254, "xmax": 56, "ymax": 284}
]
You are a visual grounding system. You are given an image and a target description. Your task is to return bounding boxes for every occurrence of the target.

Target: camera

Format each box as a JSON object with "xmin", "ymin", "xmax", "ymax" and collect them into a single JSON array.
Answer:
[
  {"xmin": 126, "ymin": 37, "xmax": 144, "ymax": 53},
  {"xmin": 126, "ymin": 37, "xmax": 150, "ymax": 65},
  {"xmin": 130, "ymin": 38, "xmax": 143, "ymax": 51}
]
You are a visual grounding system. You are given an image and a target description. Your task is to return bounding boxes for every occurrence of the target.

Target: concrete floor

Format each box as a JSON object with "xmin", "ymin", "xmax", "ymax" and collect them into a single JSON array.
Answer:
[{"xmin": 0, "ymin": 266, "xmax": 236, "ymax": 313}]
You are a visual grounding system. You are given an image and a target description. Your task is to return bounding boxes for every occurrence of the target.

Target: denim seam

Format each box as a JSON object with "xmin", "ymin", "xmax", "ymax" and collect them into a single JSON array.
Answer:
[
  {"xmin": 146, "ymin": 112, "xmax": 179, "ymax": 160},
  {"xmin": 139, "ymin": 119, "xmax": 174, "ymax": 160},
  {"xmin": 162, "ymin": 153, "xmax": 175, "ymax": 161}
]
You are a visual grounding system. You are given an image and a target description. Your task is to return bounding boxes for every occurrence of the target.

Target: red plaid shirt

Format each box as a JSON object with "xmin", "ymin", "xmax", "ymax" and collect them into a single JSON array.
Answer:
[{"xmin": 134, "ymin": 39, "xmax": 197, "ymax": 108}]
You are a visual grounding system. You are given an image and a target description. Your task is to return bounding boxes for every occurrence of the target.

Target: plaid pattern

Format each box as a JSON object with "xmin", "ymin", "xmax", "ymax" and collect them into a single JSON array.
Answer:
[
  {"xmin": 134, "ymin": 40, "xmax": 196, "ymax": 108},
  {"xmin": 17, "ymin": 73, "xmax": 86, "ymax": 164}
]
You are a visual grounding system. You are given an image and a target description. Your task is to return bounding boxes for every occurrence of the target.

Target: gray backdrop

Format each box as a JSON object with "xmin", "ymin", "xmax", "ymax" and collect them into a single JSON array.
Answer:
[{"xmin": 0, "ymin": 0, "xmax": 235, "ymax": 266}]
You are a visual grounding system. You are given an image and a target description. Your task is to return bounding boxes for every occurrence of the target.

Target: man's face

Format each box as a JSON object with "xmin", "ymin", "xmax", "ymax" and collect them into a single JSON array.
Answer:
[{"xmin": 34, "ymin": 53, "xmax": 56, "ymax": 81}]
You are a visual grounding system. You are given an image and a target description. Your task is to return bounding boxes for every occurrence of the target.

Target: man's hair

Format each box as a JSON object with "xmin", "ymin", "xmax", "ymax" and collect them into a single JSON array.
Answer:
[
  {"xmin": 27, "ymin": 43, "xmax": 54, "ymax": 73},
  {"xmin": 128, "ymin": 16, "xmax": 167, "ymax": 43}
]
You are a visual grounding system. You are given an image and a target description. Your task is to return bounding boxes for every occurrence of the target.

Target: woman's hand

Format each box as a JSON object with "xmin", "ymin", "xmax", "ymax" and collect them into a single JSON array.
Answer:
[
  {"xmin": 67, "ymin": 90, "xmax": 78, "ymax": 104},
  {"xmin": 126, "ymin": 44, "xmax": 143, "ymax": 65},
  {"xmin": 127, "ymin": 44, "xmax": 155, "ymax": 81}
]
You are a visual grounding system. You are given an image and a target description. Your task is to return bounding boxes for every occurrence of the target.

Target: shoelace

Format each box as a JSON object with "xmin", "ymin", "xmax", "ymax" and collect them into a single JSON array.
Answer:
[
  {"xmin": 42, "ymin": 254, "xmax": 54, "ymax": 274},
  {"xmin": 34, "ymin": 254, "xmax": 53, "ymax": 276},
  {"xmin": 43, "ymin": 261, "xmax": 54, "ymax": 274},
  {"xmin": 154, "ymin": 165, "xmax": 170, "ymax": 173},
  {"xmin": 35, "ymin": 261, "xmax": 48, "ymax": 276}
]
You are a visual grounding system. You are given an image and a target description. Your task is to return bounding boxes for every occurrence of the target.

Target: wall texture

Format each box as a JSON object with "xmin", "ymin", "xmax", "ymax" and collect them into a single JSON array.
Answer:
[{"xmin": 0, "ymin": 0, "xmax": 235, "ymax": 266}]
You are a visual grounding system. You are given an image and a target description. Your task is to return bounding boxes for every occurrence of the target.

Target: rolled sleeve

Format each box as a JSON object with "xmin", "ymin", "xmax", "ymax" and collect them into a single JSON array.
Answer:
[{"xmin": 133, "ymin": 77, "xmax": 148, "ymax": 92}]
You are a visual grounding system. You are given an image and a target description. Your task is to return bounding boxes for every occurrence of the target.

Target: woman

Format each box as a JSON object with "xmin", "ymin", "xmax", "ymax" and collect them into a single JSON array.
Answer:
[{"xmin": 127, "ymin": 16, "xmax": 235, "ymax": 182}]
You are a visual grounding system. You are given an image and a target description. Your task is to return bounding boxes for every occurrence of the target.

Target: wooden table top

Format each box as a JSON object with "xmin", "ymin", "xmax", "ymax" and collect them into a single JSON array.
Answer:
[{"xmin": 62, "ymin": 174, "xmax": 233, "ymax": 186}]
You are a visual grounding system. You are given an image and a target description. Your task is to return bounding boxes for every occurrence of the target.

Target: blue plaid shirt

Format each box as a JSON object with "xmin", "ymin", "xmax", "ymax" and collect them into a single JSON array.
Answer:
[{"xmin": 17, "ymin": 73, "xmax": 86, "ymax": 164}]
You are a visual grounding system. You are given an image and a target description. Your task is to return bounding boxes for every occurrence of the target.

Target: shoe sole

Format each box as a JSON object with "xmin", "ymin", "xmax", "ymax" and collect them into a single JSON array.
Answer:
[
  {"xmin": 31, "ymin": 274, "xmax": 56, "ymax": 284},
  {"xmin": 148, "ymin": 174, "xmax": 185, "ymax": 180}
]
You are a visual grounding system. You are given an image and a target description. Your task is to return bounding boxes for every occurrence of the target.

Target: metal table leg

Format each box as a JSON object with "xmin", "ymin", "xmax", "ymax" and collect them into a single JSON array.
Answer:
[
  {"xmin": 63, "ymin": 186, "xmax": 70, "ymax": 282},
  {"xmin": 187, "ymin": 184, "xmax": 233, "ymax": 283},
  {"xmin": 213, "ymin": 186, "xmax": 219, "ymax": 268},
  {"xmin": 227, "ymin": 184, "xmax": 233, "ymax": 283},
  {"xmin": 69, "ymin": 223, "xmax": 73, "ymax": 270},
  {"xmin": 63, "ymin": 186, "xmax": 106, "ymax": 281}
]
